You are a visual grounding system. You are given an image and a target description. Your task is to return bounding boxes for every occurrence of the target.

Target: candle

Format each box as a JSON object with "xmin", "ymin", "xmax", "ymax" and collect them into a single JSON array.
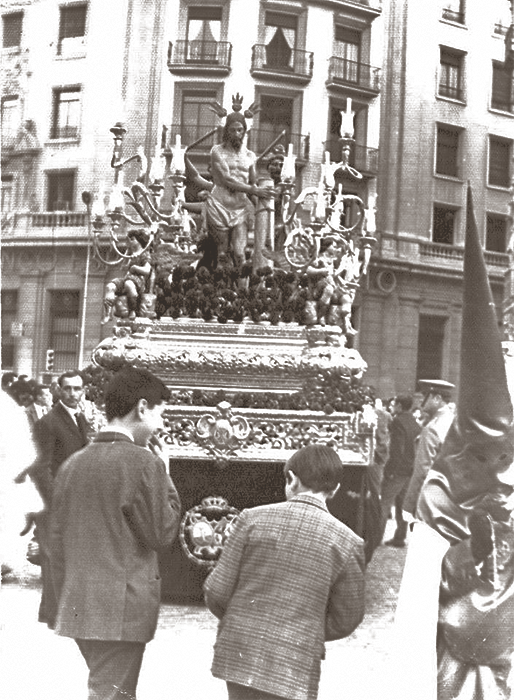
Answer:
[
  {"xmin": 136, "ymin": 146, "xmax": 148, "ymax": 180},
  {"xmin": 91, "ymin": 181, "xmax": 106, "ymax": 218},
  {"xmin": 340, "ymin": 97, "xmax": 355, "ymax": 139},
  {"xmin": 315, "ymin": 178, "xmax": 326, "ymax": 220},
  {"xmin": 175, "ymin": 134, "xmax": 181, "ymax": 149},
  {"xmin": 324, "ymin": 151, "xmax": 335, "ymax": 189},
  {"xmin": 150, "ymin": 147, "xmax": 165, "ymax": 182},
  {"xmin": 108, "ymin": 172, "xmax": 125, "ymax": 211},
  {"xmin": 282, "ymin": 143, "xmax": 296, "ymax": 181},
  {"xmin": 171, "ymin": 145, "xmax": 186, "ymax": 175}
]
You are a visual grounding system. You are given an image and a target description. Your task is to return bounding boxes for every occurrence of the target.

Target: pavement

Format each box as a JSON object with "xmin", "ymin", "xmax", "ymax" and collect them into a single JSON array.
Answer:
[{"xmin": 1, "ymin": 520, "xmax": 406, "ymax": 700}]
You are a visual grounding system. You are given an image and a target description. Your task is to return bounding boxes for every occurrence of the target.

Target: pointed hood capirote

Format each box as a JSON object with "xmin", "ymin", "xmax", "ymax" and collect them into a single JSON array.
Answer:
[{"xmin": 430, "ymin": 184, "xmax": 514, "ymax": 503}]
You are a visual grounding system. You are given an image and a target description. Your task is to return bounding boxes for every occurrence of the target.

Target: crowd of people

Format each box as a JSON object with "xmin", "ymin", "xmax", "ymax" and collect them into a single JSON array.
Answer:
[
  {"xmin": 2, "ymin": 193, "xmax": 514, "ymax": 699},
  {"xmin": 373, "ymin": 380, "xmax": 456, "ymax": 551}
]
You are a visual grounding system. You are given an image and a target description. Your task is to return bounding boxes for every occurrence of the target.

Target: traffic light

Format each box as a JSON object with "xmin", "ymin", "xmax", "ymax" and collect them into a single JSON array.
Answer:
[{"xmin": 45, "ymin": 349, "xmax": 55, "ymax": 372}]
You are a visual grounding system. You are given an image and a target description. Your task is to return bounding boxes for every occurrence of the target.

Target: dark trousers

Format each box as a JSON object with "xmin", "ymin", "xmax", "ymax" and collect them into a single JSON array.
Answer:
[
  {"xmin": 34, "ymin": 511, "xmax": 58, "ymax": 628},
  {"xmin": 76, "ymin": 638, "xmax": 146, "ymax": 700},
  {"xmin": 380, "ymin": 472, "xmax": 410, "ymax": 543},
  {"xmin": 227, "ymin": 681, "xmax": 290, "ymax": 700}
]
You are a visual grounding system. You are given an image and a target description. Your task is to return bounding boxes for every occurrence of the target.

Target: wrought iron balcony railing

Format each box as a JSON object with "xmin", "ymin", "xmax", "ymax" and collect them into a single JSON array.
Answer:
[
  {"xmin": 169, "ymin": 123, "xmax": 221, "ymax": 152},
  {"xmin": 327, "ymin": 57, "xmax": 380, "ymax": 93},
  {"xmin": 247, "ymin": 129, "xmax": 310, "ymax": 162},
  {"xmin": 323, "ymin": 140, "xmax": 378, "ymax": 175},
  {"xmin": 168, "ymin": 124, "xmax": 310, "ymax": 162},
  {"xmin": 251, "ymin": 44, "xmax": 313, "ymax": 80},
  {"xmin": 441, "ymin": 8, "xmax": 465, "ymax": 24},
  {"xmin": 167, "ymin": 40, "xmax": 232, "ymax": 68}
]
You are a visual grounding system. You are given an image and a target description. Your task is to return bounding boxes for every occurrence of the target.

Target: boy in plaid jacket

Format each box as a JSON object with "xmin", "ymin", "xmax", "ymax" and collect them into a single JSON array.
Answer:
[{"xmin": 204, "ymin": 444, "xmax": 366, "ymax": 700}]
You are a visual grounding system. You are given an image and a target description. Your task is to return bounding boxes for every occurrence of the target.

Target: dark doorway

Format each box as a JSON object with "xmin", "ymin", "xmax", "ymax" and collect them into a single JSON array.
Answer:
[{"xmin": 416, "ymin": 315, "xmax": 447, "ymax": 381}]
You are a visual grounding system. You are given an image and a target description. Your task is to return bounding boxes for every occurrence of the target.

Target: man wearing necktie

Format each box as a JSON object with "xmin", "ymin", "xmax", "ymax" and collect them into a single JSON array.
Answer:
[{"xmin": 30, "ymin": 370, "xmax": 89, "ymax": 628}]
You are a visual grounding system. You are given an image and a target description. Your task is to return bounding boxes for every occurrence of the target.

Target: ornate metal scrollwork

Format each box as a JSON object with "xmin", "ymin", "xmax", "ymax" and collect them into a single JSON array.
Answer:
[
  {"xmin": 195, "ymin": 401, "xmax": 251, "ymax": 468},
  {"xmin": 179, "ymin": 496, "xmax": 240, "ymax": 568}
]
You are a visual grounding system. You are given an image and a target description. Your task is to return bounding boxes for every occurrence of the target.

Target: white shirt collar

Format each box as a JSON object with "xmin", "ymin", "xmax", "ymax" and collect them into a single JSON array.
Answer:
[{"xmin": 59, "ymin": 400, "xmax": 79, "ymax": 419}]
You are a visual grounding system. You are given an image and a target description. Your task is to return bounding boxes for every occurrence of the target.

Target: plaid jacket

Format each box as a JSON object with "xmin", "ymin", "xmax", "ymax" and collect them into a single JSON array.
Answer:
[{"xmin": 204, "ymin": 494, "xmax": 365, "ymax": 700}]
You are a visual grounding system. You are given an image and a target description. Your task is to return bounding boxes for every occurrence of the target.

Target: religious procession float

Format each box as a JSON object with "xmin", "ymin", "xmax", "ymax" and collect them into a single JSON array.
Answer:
[{"xmin": 87, "ymin": 94, "xmax": 378, "ymax": 599}]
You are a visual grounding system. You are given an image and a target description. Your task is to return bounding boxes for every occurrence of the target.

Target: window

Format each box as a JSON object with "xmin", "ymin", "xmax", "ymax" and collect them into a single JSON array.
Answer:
[
  {"xmin": 488, "ymin": 136, "xmax": 511, "ymax": 188},
  {"xmin": 436, "ymin": 125, "xmax": 460, "ymax": 177},
  {"xmin": 441, "ymin": 1, "xmax": 465, "ymax": 24},
  {"xmin": 180, "ymin": 90, "xmax": 218, "ymax": 145},
  {"xmin": 486, "ymin": 214, "xmax": 508, "ymax": 253},
  {"xmin": 433, "ymin": 205, "xmax": 456, "ymax": 245},
  {"xmin": 416, "ymin": 315, "xmax": 447, "ymax": 382},
  {"xmin": 264, "ymin": 11, "xmax": 297, "ymax": 69},
  {"xmin": 1, "ymin": 290, "xmax": 18, "ymax": 370},
  {"xmin": 334, "ymin": 26, "xmax": 361, "ymax": 82},
  {"xmin": 257, "ymin": 95, "xmax": 294, "ymax": 152},
  {"xmin": 52, "ymin": 87, "xmax": 81, "ymax": 138},
  {"xmin": 439, "ymin": 49, "xmax": 464, "ymax": 100},
  {"xmin": 47, "ymin": 171, "xmax": 75, "ymax": 211},
  {"xmin": 1, "ymin": 175, "xmax": 13, "ymax": 212},
  {"xmin": 186, "ymin": 6, "xmax": 222, "ymax": 62},
  {"xmin": 2, "ymin": 12, "xmax": 23, "ymax": 48},
  {"xmin": 49, "ymin": 291, "xmax": 80, "ymax": 372},
  {"xmin": 58, "ymin": 4, "xmax": 87, "ymax": 55},
  {"xmin": 1, "ymin": 96, "xmax": 19, "ymax": 147},
  {"xmin": 491, "ymin": 62, "xmax": 513, "ymax": 113}
]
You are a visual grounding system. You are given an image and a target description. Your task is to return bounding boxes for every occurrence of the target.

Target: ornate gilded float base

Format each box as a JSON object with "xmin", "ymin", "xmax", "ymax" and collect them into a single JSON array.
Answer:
[{"xmin": 92, "ymin": 317, "xmax": 374, "ymax": 467}]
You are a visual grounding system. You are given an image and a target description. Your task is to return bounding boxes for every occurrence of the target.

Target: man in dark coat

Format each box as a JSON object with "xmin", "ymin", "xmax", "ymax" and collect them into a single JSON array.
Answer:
[
  {"xmin": 50, "ymin": 367, "xmax": 181, "ymax": 700},
  {"xmin": 380, "ymin": 394, "xmax": 421, "ymax": 547},
  {"xmin": 30, "ymin": 370, "xmax": 89, "ymax": 627}
]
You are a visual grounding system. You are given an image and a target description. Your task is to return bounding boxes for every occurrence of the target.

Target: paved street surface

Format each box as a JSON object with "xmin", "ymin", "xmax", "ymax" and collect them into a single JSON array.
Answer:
[{"xmin": 1, "ymin": 521, "xmax": 406, "ymax": 700}]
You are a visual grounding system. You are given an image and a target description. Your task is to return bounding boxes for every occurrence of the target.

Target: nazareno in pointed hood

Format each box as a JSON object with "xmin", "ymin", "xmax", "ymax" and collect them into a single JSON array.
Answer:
[{"xmin": 430, "ymin": 184, "xmax": 514, "ymax": 503}]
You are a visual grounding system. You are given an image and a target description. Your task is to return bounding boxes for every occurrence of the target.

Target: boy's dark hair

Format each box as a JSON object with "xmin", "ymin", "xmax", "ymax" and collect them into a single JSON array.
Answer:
[
  {"xmin": 104, "ymin": 367, "xmax": 170, "ymax": 421},
  {"xmin": 128, "ymin": 228, "xmax": 149, "ymax": 248},
  {"xmin": 395, "ymin": 394, "xmax": 413, "ymax": 412},
  {"xmin": 284, "ymin": 444, "xmax": 343, "ymax": 493},
  {"xmin": 58, "ymin": 370, "xmax": 83, "ymax": 387}
]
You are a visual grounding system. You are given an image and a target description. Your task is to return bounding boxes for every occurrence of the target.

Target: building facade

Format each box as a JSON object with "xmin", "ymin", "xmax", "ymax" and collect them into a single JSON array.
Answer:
[
  {"xmin": 364, "ymin": 0, "xmax": 513, "ymax": 396},
  {"xmin": 1, "ymin": 0, "xmax": 513, "ymax": 398}
]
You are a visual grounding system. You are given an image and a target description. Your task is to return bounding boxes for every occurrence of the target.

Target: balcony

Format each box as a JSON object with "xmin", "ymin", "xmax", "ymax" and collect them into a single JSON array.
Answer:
[
  {"xmin": 250, "ymin": 45, "xmax": 313, "ymax": 85},
  {"xmin": 168, "ymin": 124, "xmax": 310, "ymax": 164},
  {"xmin": 1, "ymin": 210, "xmax": 87, "ymax": 242},
  {"xmin": 327, "ymin": 57, "xmax": 380, "ymax": 96},
  {"xmin": 247, "ymin": 129, "xmax": 310, "ymax": 163},
  {"xmin": 379, "ymin": 234, "xmax": 510, "ymax": 278},
  {"xmin": 32, "ymin": 212, "xmax": 86, "ymax": 227},
  {"xmin": 323, "ymin": 140, "xmax": 378, "ymax": 176},
  {"xmin": 167, "ymin": 40, "xmax": 232, "ymax": 75},
  {"xmin": 441, "ymin": 8, "xmax": 465, "ymax": 24}
]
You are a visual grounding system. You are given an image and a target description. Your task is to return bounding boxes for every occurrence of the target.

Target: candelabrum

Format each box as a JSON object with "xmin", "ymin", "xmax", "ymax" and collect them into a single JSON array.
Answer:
[
  {"xmin": 89, "ymin": 124, "xmax": 195, "ymax": 268},
  {"xmin": 278, "ymin": 98, "xmax": 377, "ymax": 282}
]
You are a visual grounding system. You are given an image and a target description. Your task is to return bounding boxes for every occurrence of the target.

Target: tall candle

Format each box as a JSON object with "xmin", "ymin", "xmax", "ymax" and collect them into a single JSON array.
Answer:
[
  {"xmin": 340, "ymin": 97, "xmax": 355, "ymax": 138},
  {"xmin": 282, "ymin": 143, "xmax": 296, "ymax": 181}
]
